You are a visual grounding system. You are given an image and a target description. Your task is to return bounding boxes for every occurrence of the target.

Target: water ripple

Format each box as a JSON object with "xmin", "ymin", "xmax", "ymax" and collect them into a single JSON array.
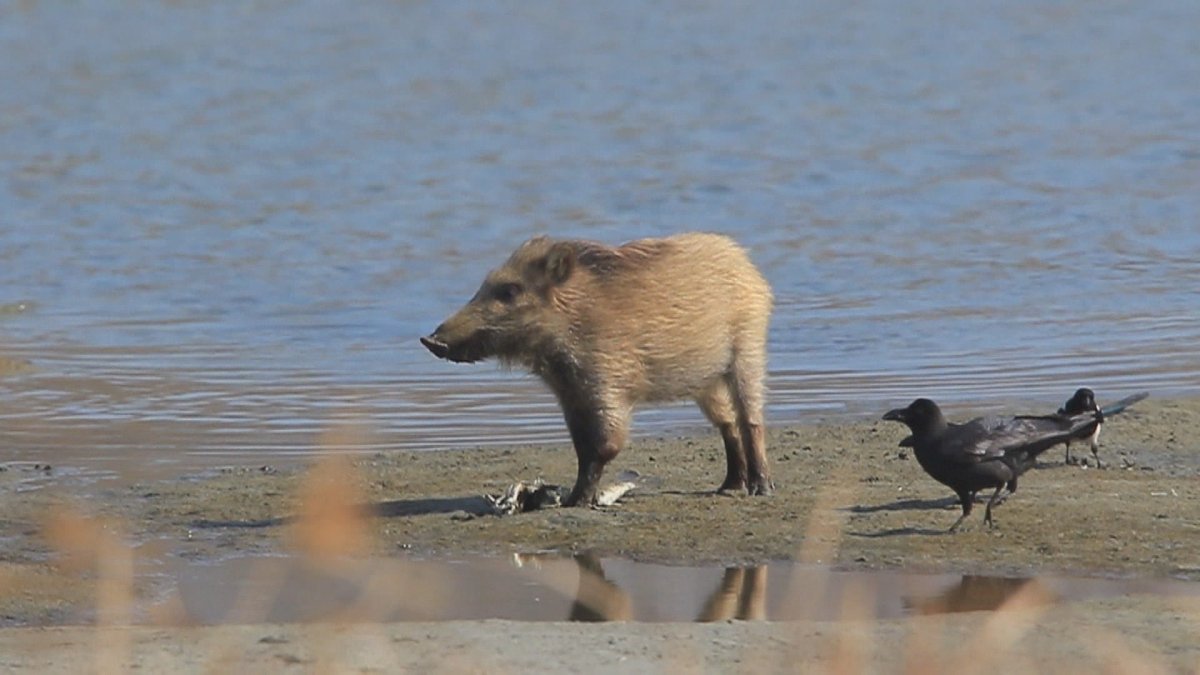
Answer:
[{"xmin": 1, "ymin": 0, "xmax": 1198, "ymax": 477}]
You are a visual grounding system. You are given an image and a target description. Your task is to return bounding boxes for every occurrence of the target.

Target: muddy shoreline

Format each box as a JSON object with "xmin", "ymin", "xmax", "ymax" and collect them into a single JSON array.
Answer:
[
  {"xmin": 1, "ymin": 396, "xmax": 1197, "ymax": 670},
  {"xmin": 2, "ymin": 396, "xmax": 1197, "ymax": 626}
]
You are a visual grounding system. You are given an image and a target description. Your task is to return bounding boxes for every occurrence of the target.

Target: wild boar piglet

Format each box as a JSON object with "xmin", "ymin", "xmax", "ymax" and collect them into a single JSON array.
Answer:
[{"xmin": 422, "ymin": 232, "xmax": 775, "ymax": 506}]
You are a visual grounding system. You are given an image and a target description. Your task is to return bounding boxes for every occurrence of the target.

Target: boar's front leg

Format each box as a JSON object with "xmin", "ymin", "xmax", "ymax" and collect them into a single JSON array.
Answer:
[{"xmin": 561, "ymin": 403, "xmax": 630, "ymax": 507}]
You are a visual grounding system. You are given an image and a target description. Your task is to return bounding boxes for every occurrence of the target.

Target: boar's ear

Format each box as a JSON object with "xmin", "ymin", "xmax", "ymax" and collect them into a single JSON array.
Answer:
[{"xmin": 543, "ymin": 243, "xmax": 575, "ymax": 285}]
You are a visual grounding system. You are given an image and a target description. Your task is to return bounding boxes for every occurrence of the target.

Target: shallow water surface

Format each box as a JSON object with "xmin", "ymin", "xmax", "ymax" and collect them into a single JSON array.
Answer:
[
  {"xmin": 146, "ymin": 552, "xmax": 1200, "ymax": 625},
  {"xmin": 1, "ymin": 1, "xmax": 1198, "ymax": 479}
]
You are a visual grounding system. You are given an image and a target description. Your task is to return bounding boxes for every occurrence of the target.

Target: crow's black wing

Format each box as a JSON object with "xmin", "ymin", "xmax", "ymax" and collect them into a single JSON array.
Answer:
[
  {"xmin": 942, "ymin": 415, "xmax": 1073, "ymax": 462},
  {"xmin": 1002, "ymin": 415, "xmax": 1102, "ymax": 468}
]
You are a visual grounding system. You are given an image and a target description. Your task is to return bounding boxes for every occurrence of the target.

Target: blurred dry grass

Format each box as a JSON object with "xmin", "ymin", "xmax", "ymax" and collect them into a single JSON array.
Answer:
[{"xmin": 0, "ymin": 451, "xmax": 1188, "ymax": 673}]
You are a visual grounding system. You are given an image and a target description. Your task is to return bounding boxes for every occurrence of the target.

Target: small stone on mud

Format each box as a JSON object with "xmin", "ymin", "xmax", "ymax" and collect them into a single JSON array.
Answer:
[{"xmin": 897, "ymin": 451, "xmax": 908, "ymax": 460}]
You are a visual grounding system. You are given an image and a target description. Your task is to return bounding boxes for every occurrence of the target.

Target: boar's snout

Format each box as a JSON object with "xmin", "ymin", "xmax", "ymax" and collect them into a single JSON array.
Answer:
[
  {"xmin": 420, "ymin": 334, "xmax": 450, "ymax": 359},
  {"xmin": 420, "ymin": 319, "xmax": 487, "ymax": 363}
]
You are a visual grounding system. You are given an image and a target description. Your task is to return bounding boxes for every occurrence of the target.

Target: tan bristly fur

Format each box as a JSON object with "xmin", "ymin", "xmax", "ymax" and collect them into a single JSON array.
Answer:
[{"xmin": 423, "ymin": 232, "xmax": 775, "ymax": 505}]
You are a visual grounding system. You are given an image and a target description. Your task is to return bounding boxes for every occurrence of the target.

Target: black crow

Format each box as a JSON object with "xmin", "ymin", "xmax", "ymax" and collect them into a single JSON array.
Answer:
[
  {"xmin": 893, "ymin": 390, "xmax": 1149, "ymax": 483},
  {"xmin": 882, "ymin": 399, "xmax": 1104, "ymax": 532}
]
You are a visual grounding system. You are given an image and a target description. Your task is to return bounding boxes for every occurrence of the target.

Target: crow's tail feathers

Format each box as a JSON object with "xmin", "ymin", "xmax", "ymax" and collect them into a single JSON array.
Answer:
[{"xmin": 1099, "ymin": 391, "xmax": 1149, "ymax": 418}]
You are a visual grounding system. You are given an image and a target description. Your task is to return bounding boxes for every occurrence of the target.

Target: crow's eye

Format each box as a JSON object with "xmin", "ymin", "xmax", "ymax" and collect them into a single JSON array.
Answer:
[{"xmin": 494, "ymin": 282, "xmax": 522, "ymax": 304}]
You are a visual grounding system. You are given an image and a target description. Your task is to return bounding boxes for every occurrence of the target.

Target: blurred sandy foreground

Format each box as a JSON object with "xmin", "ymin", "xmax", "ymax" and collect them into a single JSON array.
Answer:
[
  {"xmin": 0, "ymin": 397, "xmax": 1198, "ymax": 672},
  {"xmin": 1, "ymin": 594, "xmax": 1198, "ymax": 673}
]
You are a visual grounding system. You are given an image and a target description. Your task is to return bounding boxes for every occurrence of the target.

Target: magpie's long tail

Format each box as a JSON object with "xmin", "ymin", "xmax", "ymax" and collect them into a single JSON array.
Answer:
[
  {"xmin": 1100, "ymin": 391, "xmax": 1150, "ymax": 419},
  {"xmin": 1017, "ymin": 417, "xmax": 1105, "ymax": 462}
]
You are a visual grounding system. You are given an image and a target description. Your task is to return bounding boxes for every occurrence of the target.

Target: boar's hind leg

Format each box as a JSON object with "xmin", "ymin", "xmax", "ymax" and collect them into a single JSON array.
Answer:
[
  {"xmin": 561, "ymin": 404, "xmax": 630, "ymax": 507},
  {"xmin": 697, "ymin": 381, "xmax": 748, "ymax": 494},
  {"xmin": 729, "ymin": 355, "xmax": 772, "ymax": 496}
]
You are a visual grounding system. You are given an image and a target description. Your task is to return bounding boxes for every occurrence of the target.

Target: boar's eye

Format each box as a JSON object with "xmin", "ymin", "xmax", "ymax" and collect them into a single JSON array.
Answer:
[{"xmin": 493, "ymin": 282, "xmax": 523, "ymax": 304}]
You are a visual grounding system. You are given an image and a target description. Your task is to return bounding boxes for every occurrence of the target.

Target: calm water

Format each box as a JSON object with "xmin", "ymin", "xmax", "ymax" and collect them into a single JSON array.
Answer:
[
  {"xmin": 146, "ymin": 552, "xmax": 1200, "ymax": 625},
  {"xmin": 1, "ymin": 1, "xmax": 1198, "ymax": 476}
]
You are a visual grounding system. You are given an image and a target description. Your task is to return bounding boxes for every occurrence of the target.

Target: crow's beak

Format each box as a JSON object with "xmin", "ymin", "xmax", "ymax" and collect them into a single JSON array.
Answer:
[{"xmin": 882, "ymin": 408, "xmax": 906, "ymax": 422}]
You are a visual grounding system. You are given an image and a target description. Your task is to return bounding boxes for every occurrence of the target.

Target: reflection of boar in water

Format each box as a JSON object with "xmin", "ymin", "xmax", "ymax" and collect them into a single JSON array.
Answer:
[{"xmin": 420, "ymin": 232, "xmax": 774, "ymax": 506}]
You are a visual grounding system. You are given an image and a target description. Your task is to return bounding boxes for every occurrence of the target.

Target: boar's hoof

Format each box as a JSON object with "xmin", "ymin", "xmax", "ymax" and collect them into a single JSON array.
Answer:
[
  {"xmin": 716, "ymin": 479, "xmax": 748, "ymax": 496},
  {"xmin": 562, "ymin": 488, "xmax": 598, "ymax": 508},
  {"xmin": 747, "ymin": 479, "xmax": 774, "ymax": 497},
  {"xmin": 420, "ymin": 336, "xmax": 450, "ymax": 359}
]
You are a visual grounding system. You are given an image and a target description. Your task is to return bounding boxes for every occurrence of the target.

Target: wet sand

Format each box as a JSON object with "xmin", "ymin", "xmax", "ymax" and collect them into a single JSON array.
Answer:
[
  {"xmin": 3, "ymin": 593, "xmax": 1199, "ymax": 674},
  {"xmin": 1, "ymin": 396, "xmax": 1197, "ymax": 670}
]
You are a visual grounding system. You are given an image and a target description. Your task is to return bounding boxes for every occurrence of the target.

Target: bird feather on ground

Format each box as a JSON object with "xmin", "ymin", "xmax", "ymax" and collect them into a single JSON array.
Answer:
[{"xmin": 486, "ymin": 470, "xmax": 653, "ymax": 515}]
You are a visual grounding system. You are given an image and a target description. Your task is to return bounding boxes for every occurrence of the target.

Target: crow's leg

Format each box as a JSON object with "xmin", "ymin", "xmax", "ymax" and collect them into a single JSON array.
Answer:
[
  {"xmin": 949, "ymin": 491, "xmax": 973, "ymax": 533},
  {"xmin": 990, "ymin": 478, "xmax": 1017, "ymax": 506},
  {"xmin": 1064, "ymin": 441, "xmax": 1074, "ymax": 465},
  {"xmin": 983, "ymin": 485, "xmax": 1005, "ymax": 529}
]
